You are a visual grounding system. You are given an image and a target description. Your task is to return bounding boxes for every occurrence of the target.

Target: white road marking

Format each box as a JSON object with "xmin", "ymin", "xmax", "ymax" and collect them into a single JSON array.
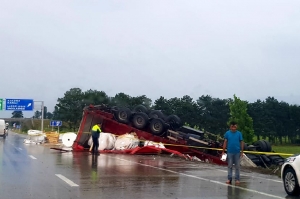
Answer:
[
  {"xmin": 18, "ymin": 148, "xmax": 23, "ymax": 150},
  {"xmin": 113, "ymin": 157, "xmax": 284, "ymax": 199},
  {"xmin": 55, "ymin": 174, "xmax": 79, "ymax": 187},
  {"xmin": 29, "ymin": 155, "xmax": 37, "ymax": 160},
  {"xmin": 216, "ymin": 169, "xmax": 282, "ymax": 183}
]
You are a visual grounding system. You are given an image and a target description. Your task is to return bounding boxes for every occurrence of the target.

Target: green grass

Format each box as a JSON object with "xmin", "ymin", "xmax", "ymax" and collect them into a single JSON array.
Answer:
[{"xmin": 272, "ymin": 145, "xmax": 300, "ymax": 157}]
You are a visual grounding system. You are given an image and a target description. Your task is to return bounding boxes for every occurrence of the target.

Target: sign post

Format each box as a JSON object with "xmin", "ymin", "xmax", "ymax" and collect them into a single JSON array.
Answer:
[
  {"xmin": 34, "ymin": 101, "xmax": 44, "ymax": 132},
  {"xmin": 50, "ymin": 120, "xmax": 62, "ymax": 133},
  {"xmin": 0, "ymin": 99, "xmax": 3, "ymax": 111}
]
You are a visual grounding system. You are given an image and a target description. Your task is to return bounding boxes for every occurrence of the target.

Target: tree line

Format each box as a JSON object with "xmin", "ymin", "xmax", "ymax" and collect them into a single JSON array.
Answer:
[{"xmin": 11, "ymin": 88, "xmax": 300, "ymax": 144}]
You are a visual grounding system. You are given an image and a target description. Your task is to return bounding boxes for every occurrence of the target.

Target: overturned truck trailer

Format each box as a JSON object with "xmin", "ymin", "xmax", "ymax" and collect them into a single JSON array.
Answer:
[
  {"xmin": 73, "ymin": 105, "xmax": 227, "ymax": 165},
  {"xmin": 73, "ymin": 105, "xmax": 285, "ymax": 167}
]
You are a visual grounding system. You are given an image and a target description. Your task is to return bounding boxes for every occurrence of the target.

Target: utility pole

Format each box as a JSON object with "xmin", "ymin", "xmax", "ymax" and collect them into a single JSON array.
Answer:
[
  {"xmin": 41, "ymin": 101, "xmax": 44, "ymax": 132},
  {"xmin": 34, "ymin": 101, "xmax": 44, "ymax": 132}
]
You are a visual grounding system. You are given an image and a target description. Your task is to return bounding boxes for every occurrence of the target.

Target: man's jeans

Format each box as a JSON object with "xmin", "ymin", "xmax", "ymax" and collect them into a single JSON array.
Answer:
[{"xmin": 227, "ymin": 153, "xmax": 241, "ymax": 181}]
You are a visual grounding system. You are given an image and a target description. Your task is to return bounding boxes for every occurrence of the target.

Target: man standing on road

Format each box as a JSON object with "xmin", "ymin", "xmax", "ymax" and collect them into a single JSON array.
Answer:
[
  {"xmin": 222, "ymin": 121, "xmax": 244, "ymax": 185},
  {"xmin": 91, "ymin": 123, "xmax": 102, "ymax": 155}
]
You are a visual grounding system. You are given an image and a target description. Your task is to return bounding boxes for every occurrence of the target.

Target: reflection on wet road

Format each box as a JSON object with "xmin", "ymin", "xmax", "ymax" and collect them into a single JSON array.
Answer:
[{"xmin": 0, "ymin": 131, "xmax": 297, "ymax": 199}]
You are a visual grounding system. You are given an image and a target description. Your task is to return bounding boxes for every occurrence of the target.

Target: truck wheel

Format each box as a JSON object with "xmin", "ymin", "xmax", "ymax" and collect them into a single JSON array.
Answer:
[
  {"xmin": 254, "ymin": 140, "xmax": 268, "ymax": 152},
  {"xmin": 247, "ymin": 145, "xmax": 256, "ymax": 151},
  {"xmin": 133, "ymin": 105, "xmax": 148, "ymax": 113},
  {"xmin": 132, "ymin": 112, "xmax": 149, "ymax": 129},
  {"xmin": 115, "ymin": 108, "xmax": 131, "ymax": 124},
  {"xmin": 243, "ymin": 143, "xmax": 249, "ymax": 151},
  {"xmin": 260, "ymin": 154, "xmax": 271, "ymax": 164},
  {"xmin": 111, "ymin": 106, "xmax": 119, "ymax": 113},
  {"xmin": 263, "ymin": 140, "xmax": 272, "ymax": 152},
  {"xmin": 283, "ymin": 168, "xmax": 300, "ymax": 196},
  {"xmin": 166, "ymin": 115, "xmax": 182, "ymax": 130},
  {"xmin": 150, "ymin": 118, "xmax": 166, "ymax": 135},
  {"xmin": 148, "ymin": 110, "xmax": 165, "ymax": 120},
  {"xmin": 245, "ymin": 154, "xmax": 261, "ymax": 166},
  {"xmin": 268, "ymin": 155, "xmax": 284, "ymax": 166}
]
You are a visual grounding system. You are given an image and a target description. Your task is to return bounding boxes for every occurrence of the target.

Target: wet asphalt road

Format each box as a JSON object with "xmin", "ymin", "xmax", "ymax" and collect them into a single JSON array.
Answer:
[{"xmin": 0, "ymin": 131, "xmax": 296, "ymax": 199}]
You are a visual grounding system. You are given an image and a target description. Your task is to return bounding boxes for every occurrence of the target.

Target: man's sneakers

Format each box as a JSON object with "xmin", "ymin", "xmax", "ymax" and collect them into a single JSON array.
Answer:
[{"xmin": 226, "ymin": 180, "xmax": 240, "ymax": 185}]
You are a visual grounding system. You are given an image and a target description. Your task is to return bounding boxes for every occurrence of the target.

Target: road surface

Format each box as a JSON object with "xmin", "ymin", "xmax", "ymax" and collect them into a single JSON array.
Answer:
[{"xmin": 0, "ymin": 131, "xmax": 296, "ymax": 199}]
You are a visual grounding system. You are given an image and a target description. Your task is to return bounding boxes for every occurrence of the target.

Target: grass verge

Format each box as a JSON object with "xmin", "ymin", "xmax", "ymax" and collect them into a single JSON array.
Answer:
[{"xmin": 272, "ymin": 145, "xmax": 299, "ymax": 157}]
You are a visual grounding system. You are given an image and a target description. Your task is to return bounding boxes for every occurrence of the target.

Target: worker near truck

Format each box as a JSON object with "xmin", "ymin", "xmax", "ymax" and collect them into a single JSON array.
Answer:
[
  {"xmin": 222, "ymin": 121, "xmax": 244, "ymax": 185},
  {"xmin": 91, "ymin": 123, "xmax": 102, "ymax": 155}
]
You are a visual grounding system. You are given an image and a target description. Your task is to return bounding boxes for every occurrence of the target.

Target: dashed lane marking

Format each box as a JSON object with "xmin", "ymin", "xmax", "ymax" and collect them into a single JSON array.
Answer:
[
  {"xmin": 29, "ymin": 155, "xmax": 37, "ymax": 160},
  {"xmin": 55, "ymin": 174, "xmax": 79, "ymax": 187}
]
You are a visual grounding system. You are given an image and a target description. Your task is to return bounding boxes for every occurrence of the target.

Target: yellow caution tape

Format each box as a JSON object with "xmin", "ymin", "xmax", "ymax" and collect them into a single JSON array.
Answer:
[
  {"xmin": 79, "ymin": 133, "xmax": 293, "ymax": 157},
  {"xmin": 138, "ymin": 139, "xmax": 293, "ymax": 157}
]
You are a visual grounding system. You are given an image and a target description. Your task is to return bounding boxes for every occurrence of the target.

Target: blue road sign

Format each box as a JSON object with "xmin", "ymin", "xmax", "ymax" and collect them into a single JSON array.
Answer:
[
  {"xmin": 50, "ymin": 120, "xmax": 62, "ymax": 127},
  {"xmin": 5, "ymin": 99, "xmax": 34, "ymax": 111}
]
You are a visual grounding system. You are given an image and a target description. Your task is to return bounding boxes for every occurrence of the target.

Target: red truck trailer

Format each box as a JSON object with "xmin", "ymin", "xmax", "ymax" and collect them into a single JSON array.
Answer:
[
  {"xmin": 69, "ymin": 104, "xmax": 284, "ymax": 168},
  {"xmin": 72, "ymin": 104, "xmax": 226, "ymax": 165}
]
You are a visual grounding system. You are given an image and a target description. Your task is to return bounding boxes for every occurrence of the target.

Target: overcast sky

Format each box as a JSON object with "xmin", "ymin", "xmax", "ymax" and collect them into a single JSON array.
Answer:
[{"xmin": 1, "ymin": 0, "xmax": 300, "ymax": 118}]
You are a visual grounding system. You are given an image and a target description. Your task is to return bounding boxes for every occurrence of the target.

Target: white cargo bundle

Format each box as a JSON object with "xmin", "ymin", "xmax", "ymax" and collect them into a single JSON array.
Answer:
[
  {"xmin": 144, "ymin": 140, "xmax": 165, "ymax": 148},
  {"xmin": 62, "ymin": 132, "xmax": 77, "ymax": 147},
  {"xmin": 88, "ymin": 132, "xmax": 116, "ymax": 150},
  {"xmin": 27, "ymin": 130, "xmax": 43, "ymax": 136},
  {"xmin": 114, "ymin": 134, "xmax": 140, "ymax": 150},
  {"xmin": 87, "ymin": 132, "xmax": 165, "ymax": 151}
]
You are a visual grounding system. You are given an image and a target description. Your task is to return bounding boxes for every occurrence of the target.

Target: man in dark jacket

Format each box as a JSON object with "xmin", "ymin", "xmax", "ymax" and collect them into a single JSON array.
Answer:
[{"xmin": 91, "ymin": 123, "xmax": 102, "ymax": 154}]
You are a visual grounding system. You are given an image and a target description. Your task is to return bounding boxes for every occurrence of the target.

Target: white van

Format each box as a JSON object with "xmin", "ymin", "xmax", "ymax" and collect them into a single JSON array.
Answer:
[{"xmin": 0, "ymin": 119, "xmax": 7, "ymax": 139}]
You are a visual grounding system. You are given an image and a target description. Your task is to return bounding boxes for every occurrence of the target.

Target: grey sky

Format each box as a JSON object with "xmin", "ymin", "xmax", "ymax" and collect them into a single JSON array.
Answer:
[{"xmin": 1, "ymin": 0, "xmax": 300, "ymax": 118}]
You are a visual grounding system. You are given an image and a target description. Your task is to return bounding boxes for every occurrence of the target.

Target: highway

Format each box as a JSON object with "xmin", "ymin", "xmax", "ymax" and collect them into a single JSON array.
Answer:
[{"xmin": 0, "ymin": 131, "xmax": 295, "ymax": 199}]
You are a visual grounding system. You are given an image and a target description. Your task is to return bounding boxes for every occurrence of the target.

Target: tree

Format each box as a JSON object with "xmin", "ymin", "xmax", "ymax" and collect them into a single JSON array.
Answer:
[
  {"xmin": 110, "ymin": 93, "xmax": 132, "ymax": 107},
  {"xmin": 46, "ymin": 112, "xmax": 53, "ymax": 119},
  {"xmin": 289, "ymin": 105, "xmax": 300, "ymax": 143},
  {"xmin": 84, "ymin": 89, "xmax": 109, "ymax": 106},
  {"xmin": 43, "ymin": 106, "xmax": 48, "ymax": 119},
  {"xmin": 12, "ymin": 111, "xmax": 23, "ymax": 118},
  {"xmin": 228, "ymin": 95, "xmax": 254, "ymax": 143},
  {"xmin": 153, "ymin": 96, "xmax": 173, "ymax": 115},
  {"xmin": 53, "ymin": 88, "xmax": 85, "ymax": 131},
  {"xmin": 248, "ymin": 99, "xmax": 267, "ymax": 140},
  {"xmin": 174, "ymin": 95, "xmax": 199, "ymax": 127},
  {"xmin": 33, "ymin": 111, "xmax": 41, "ymax": 118},
  {"xmin": 196, "ymin": 95, "xmax": 230, "ymax": 135},
  {"xmin": 130, "ymin": 95, "xmax": 152, "ymax": 109}
]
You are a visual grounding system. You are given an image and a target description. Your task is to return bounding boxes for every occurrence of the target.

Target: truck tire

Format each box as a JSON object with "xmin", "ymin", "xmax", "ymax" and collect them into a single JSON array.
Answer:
[
  {"xmin": 115, "ymin": 108, "xmax": 132, "ymax": 124},
  {"xmin": 166, "ymin": 115, "xmax": 182, "ymax": 130},
  {"xmin": 243, "ymin": 143, "xmax": 249, "ymax": 151},
  {"xmin": 263, "ymin": 140, "xmax": 272, "ymax": 152},
  {"xmin": 150, "ymin": 118, "xmax": 166, "ymax": 136},
  {"xmin": 260, "ymin": 154, "xmax": 271, "ymax": 164},
  {"xmin": 245, "ymin": 154, "xmax": 262, "ymax": 166},
  {"xmin": 148, "ymin": 110, "xmax": 165, "ymax": 120},
  {"xmin": 268, "ymin": 155, "xmax": 285, "ymax": 166},
  {"xmin": 254, "ymin": 140, "xmax": 268, "ymax": 152},
  {"xmin": 132, "ymin": 112, "xmax": 149, "ymax": 129},
  {"xmin": 111, "ymin": 106, "xmax": 119, "ymax": 113},
  {"xmin": 133, "ymin": 105, "xmax": 148, "ymax": 113}
]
